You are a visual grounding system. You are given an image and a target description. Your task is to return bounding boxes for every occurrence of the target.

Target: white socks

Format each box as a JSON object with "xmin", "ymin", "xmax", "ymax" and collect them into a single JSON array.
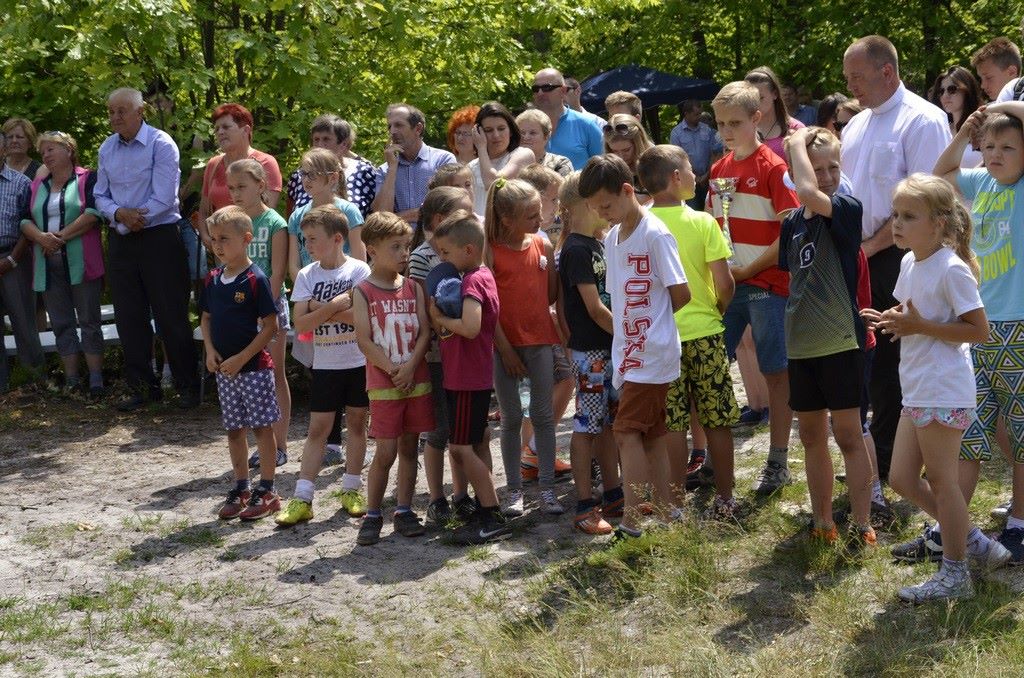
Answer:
[{"xmin": 295, "ymin": 479, "xmax": 315, "ymax": 503}]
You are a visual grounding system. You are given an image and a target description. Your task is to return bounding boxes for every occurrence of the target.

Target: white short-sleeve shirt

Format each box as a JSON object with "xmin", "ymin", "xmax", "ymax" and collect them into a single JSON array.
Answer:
[{"xmin": 893, "ymin": 247, "xmax": 983, "ymax": 408}]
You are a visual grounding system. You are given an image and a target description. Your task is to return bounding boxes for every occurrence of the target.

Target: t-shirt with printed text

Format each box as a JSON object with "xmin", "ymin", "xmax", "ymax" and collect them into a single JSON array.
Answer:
[
  {"xmin": 200, "ymin": 264, "xmax": 277, "ymax": 373},
  {"xmin": 355, "ymin": 277, "xmax": 431, "ymax": 395},
  {"xmin": 604, "ymin": 211, "xmax": 688, "ymax": 389},
  {"xmin": 248, "ymin": 208, "xmax": 288, "ymax": 296},
  {"xmin": 290, "ymin": 258, "xmax": 370, "ymax": 370},
  {"xmin": 957, "ymin": 169, "xmax": 1024, "ymax": 321}
]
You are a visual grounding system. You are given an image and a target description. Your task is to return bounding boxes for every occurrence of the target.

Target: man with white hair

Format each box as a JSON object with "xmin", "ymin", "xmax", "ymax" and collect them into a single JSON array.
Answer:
[
  {"xmin": 0, "ymin": 130, "xmax": 44, "ymax": 392},
  {"xmin": 95, "ymin": 87, "xmax": 198, "ymax": 411}
]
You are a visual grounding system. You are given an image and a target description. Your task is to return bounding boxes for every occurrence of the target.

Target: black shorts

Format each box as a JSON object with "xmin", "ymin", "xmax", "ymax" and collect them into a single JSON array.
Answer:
[
  {"xmin": 310, "ymin": 366, "xmax": 369, "ymax": 413},
  {"xmin": 446, "ymin": 389, "xmax": 491, "ymax": 446},
  {"xmin": 788, "ymin": 349, "xmax": 863, "ymax": 413}
]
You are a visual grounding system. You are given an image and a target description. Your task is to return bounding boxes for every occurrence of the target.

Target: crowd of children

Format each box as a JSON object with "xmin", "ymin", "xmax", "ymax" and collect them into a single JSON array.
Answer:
[{"xmin": 196, "ymin": 61, "xmax": 1024, "ymax": 604}]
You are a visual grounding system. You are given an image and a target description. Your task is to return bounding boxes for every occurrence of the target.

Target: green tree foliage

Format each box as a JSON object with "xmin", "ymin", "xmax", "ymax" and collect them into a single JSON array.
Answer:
[{"xmin": 0, "ymin": 0, "xmax": 1021, "ymax": 169}]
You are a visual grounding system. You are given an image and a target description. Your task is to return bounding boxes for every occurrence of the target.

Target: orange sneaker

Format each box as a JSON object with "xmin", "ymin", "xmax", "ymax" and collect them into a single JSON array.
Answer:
[
  {"xmin": 574, "ymin": 506, "xmax": 613, "ymax": 535},
  {"xmin": 521, "ymin": 448, "xmax": 572, "ymax": 476}
]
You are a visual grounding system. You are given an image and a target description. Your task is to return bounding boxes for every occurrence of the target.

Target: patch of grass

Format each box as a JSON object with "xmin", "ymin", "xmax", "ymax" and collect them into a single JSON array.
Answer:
[
  {"xmin": 121, "ymin": 513, "xmax": 165, "ymax": 533},
  {"xmin": 20, "ymin": 522, "xmax": 88, "ymax": 548},
  {"xmin": 171, "ymin": 526, "xmax": 225, "ymax": 549},
  {"xmin": 465, "ymin": 546, "xmax": 493, "ymax": 562},
  {"xmin": 0, "ymin": 599, "xmax": 68, "ymax": 644}
]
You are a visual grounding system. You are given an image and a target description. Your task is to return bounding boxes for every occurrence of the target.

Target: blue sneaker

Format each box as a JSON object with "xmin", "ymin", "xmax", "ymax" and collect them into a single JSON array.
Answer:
[
  {"xmin": 997, "ymin": 526, "xmax": 1024, "ymax": 566},
  {"xmin": 248, "ymin": 449, "xmax": 288, "ymax": 469},
  {"xmin": 735, "ymin": 406, "xmax": 768, "ymax": 426}
]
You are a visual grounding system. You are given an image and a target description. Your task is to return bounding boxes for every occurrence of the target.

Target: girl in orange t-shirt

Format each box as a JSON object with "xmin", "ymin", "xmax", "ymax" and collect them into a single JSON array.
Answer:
[{"xmin": 485, "ymin": 178, "xmax": 562, "ymax": 516}]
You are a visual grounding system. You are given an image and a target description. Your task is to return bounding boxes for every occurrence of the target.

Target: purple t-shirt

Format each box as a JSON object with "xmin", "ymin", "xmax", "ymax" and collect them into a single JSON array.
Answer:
[{"xmin": 440, "ymin": 266, "xmax": 499, "ymax": 391}]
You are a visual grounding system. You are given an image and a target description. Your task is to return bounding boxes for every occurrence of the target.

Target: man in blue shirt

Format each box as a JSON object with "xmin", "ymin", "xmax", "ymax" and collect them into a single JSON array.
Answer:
[
  {"xmin": 371, "ymin": 103, "xmax": 455, "ymax": 227},
  {"xmin": 0, "ymin": 131, "xmax": 44, "ymax": 392},
  {"xmin": 95, "ymin": 87, "xmax": 199, "ymax": 411},
  {"xmin": 533, "ymin": 68, "xmax": 603, "ymax": 170},
  {"xmin": 669, "ymin": 101, "xmax": 723, "ymax": 210}
]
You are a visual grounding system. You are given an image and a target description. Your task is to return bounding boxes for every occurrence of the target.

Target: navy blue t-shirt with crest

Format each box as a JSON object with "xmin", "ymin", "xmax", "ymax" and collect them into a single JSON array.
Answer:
[{"xmin": 199, "ymin": 264, "xmax": 277, "ymax": 372}]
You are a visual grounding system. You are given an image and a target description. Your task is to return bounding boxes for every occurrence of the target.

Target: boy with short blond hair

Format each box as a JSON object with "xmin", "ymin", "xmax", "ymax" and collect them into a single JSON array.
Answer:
[
  {"xmin": 428, "ymin": 211, "xmax": 511, "ymax": 544},
  {"xmin": 709, "ymin": 81, "xmax": 801, "ymax": 496},
  {"xmin": 971, "ymin": 37, "xmax": 1022, "ymax": 101},
  {"xmin": 353, "ymin": 211, "xmax": 435, "ymax": 545},
  {"xmin": 275, "ymin": 205, "xmax": 372, "ymax": 527},
  {"xmin": 579, "ymin": 154, "xmax": 691, "ymax": 542},
  {"xmin": 201, "ymin": 206, "xmax": 282, "ymax": 521},
  {"xmin": 638, "ymin": 145, "xmax": 740, "ymax": 520}
]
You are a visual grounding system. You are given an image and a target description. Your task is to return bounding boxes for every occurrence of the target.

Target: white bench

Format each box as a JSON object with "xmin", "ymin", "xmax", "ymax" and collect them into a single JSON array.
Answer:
[
  {"xmin": 4, "ymin": 322, "xmax": 122, "ymax": 357},
  {"xmin": 3, "ymin": 304, "xmax": 116, "ymax": 332}
]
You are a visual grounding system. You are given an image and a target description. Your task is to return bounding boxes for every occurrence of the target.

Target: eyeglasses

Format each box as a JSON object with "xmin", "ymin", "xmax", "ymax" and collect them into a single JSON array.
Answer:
[
  {"xmin": 298, "ymin": 169, "xmax": 325, "ymax": 178},
  {"xmin": 532, "ymin": 84, "xmax": 562, "ymax": 93},
  {"xmin": 454, "ymin": 130, "xmax": 473, "ymax": 139},
  {"xmin": 939, "ymin": 85, "xmax": 961, "ymax": 96},
  {"xmin": 603, "ymin": 123, "xmax": 636, "ymax": 135}
]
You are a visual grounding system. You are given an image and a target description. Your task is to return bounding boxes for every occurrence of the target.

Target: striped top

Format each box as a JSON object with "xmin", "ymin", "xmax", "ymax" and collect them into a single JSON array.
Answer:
[{"xmin": 708, "ymin": 144, "xmax": 799, "ymax": 296}]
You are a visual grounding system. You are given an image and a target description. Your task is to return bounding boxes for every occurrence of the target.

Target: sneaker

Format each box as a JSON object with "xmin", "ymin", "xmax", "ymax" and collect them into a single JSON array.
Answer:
[
  {"xmin": 574, "ymin": 506, "xmax": 613, "ymax": 535},
  {"xmin": 991, "ymin": 500, "xmax": 1013, "ymax": 521},
  {"xmin": 753, "ymin": 460, "xmax": 791, "ymax": 496},
  {"xmin": 898, "ymin": 565, "xmax": 974, "ymax": 604},
  {"xmin": 775, "ymin": 522, "xmax": 839, "ymax": 552},
  {"xmin": 452, "ymin": 494, "xmax": 478, "ymax": 522},
  {"xmin": 247, "ymin": 451, "xmax": 260, "ymax": 469},
  {"xmin": 357, "ymin": 515, "xmax": 385, "ymax": 545},
  {"xmin": 323, "ymin": 445, "xmax": 344, "ymax": 467},
  {"xmin": 239, "ymin": 488, "xmax": 281, "ymax": 521},
  {"xmin": 703, "ymin": 496, "xmax": 739, "ymax": 522},
  {"xmin": 685, "ymin": 466, "xmax": 714, "ymax": 492},
  {"xmin": 338, "ymin": 489, "xmax": 368, "ymax": 517},
  {"xmin": 602, "ymin": 496, "xmax": 624, "ymax": 519},
  {"xmin": 734, "ymin": 405, "xmax": 767, "ymax": 426},
  {"xmin": 275, "ymin": 449, "xmax": 287, "ymax": 467},
  {"xmin": 453, "ymin": 511, "xmax": 513, "ymax": 545},
  {"xmin": 274, "ymin": 498, "xmax": 313, "ymax": 527},
  {"xmin": 969, "ymin": 537, "xmax": 1012, "ymax": 573},
  {"xmin": 393, "ymin": 511, "xmax": 425, "ymax": 537},
  {"xmin": 218, "ymin": 488, "xmax": 251, "ymax": 520},
  {"xmin": 996, "ymin": 527, "xmax": 1024, "ymax": 565},
  {"xmin": 891, "ymin": 525, "xmax": 943, "ymax": 563},
  {"xmin": 590, "ymin": 458, "xmax": 603, "ymax": 488},
  {"xmin": 427, "ymin": 497, "xmax": 453, "ymax": 527},
  {"xmin": 501, "ymin": 489, "xmax": 525, "ymax": 517},
  {"xmin": 540, "ymin": 489, "xmax": 564, "ymax": 515}
]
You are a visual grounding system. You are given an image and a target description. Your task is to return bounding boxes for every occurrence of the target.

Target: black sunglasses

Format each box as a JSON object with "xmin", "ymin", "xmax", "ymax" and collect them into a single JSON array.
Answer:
[
  {"xmin": 603, "ymin": 122, "xmax": 635, "ymax": 135},
  {"xmin": 939, "ymin": 85, "xmax": 960, "ymax": 96},
  {"xmin": 532, "ymin": 84, "xmax": 562, "ymax": 93}
]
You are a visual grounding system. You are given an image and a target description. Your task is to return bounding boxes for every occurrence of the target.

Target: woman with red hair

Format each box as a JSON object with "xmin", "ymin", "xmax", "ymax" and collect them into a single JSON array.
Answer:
[
  {"xmin": 446, "ymin": 105, "xmax": 480, "ymax": 165},
  {"xmin": 199, "ymin": 103, "xmax": 283, "ymax": 245}
]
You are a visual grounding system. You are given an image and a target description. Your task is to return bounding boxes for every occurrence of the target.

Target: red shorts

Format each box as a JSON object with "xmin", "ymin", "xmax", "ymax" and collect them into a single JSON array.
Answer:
[
  {"xmin": 369, "ymin": 391, "xmax": 436, "ymax": 439},
  {"xmin": 613, "ymin": 381, "xmax": 670, "ymax": 438}
]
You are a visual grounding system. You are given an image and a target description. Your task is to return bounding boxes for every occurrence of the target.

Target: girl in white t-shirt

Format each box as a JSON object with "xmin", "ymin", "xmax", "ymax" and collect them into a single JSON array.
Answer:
[{"xmin": 865, "ymin": 174, "xmax": 1009, "ymax": 604}]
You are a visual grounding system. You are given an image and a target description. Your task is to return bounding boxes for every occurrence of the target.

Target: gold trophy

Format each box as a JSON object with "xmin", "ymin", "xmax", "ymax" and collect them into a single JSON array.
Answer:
[{"xmin": 710, "ymin": 177, "xmax": 738, "ymax": 261}]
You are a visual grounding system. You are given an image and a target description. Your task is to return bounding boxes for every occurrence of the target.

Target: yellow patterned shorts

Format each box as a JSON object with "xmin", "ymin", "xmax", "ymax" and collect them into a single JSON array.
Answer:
[{"xmin": 666, "ymin": 332, "xmax": 740, "ymax": 432}]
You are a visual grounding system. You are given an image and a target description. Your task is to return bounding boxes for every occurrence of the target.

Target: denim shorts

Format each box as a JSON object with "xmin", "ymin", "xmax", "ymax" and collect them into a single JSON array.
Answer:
[{"xmin": 723, "ymin": 283, "xmax": 788, "ymax": 374}]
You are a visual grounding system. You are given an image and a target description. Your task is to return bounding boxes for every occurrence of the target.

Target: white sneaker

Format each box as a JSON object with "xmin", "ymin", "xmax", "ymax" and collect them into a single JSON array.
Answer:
[
  {"xmin": 323, "ymin": 444, "xmax": 344, "ymax": 466},
  {"xmin": 970, "ymin": 537, "xmax": 1012, "ymax": 572},
  {"xmin": 540, "ymin": 489, "xmax": 564, "ymax": 515},
  {"xmin": 502, "ymin": 489, "xmax": 524, "ymax": 517},
  {"xmin": 898, "ymin": 563, "xmax": 974, "ymax": 604}
]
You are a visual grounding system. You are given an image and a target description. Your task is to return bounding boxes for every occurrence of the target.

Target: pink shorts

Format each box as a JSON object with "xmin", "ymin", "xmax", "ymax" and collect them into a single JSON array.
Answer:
[
  {"xmin": 369, "ymin": 391, "xmax": 436, "ymax": 439},
  {"xmin": 901, "ymin": 406, "xmax": 975, "ymax": 431}
]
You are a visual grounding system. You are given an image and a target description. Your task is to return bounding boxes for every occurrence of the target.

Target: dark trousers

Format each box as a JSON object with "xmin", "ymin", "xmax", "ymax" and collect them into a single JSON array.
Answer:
[
  {"xmin": 108, "ymin": 224, "xmax": 197, "ymax": 392},
  {"xmin": 867, "ymin": 244, "xmax": 904, "ymax": 480}
]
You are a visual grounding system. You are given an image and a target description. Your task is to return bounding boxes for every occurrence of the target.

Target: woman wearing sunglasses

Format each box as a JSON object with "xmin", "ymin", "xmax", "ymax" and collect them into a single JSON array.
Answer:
[
  {"xmin": 602, "ymin": 114, "xmax": 654, "ymax": 203},
  {"xmin": 929, "ymin": 66, "xmax": 984, "ymax": 169}
]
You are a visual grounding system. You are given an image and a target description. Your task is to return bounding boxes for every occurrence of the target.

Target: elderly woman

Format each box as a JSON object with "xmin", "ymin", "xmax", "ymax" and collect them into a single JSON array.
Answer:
[
  {"xmin": 19, "ymin": 132, "xmax": 105, "ymax": 396},
  {"xmin": 285, "ymin": 115, "xmax": 377, "ymax": 216},
  {"xmin": 3, "ymin": 118, "xmax": 41, "ymax": 179},
  {"xmin": 446, "ymin": 105, "xmax": 480, "ymax": 165},
  {"xmin": 515, "ymin": 109, "xmax": 573, "ymax": 177},
  {"xmin": 199, "ymin": 103, "xmax": 282, "ymax": 243},
  {"xmin": 467, "ymin": 101, "xmax": 536, "ymax": 214},
  {"xmin": 603, "ymin": 114, "xmax": 654, "ymax": 201}
]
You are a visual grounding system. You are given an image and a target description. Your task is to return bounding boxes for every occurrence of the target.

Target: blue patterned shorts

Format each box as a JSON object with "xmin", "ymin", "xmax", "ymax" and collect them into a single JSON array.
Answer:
[
  {"xmin": 961, "ymin": 320, "xmax": 1024, "ymax": 462},
  {"xmin": 217, "ymin": 368, "xmax": 281, "ymax": 431}
]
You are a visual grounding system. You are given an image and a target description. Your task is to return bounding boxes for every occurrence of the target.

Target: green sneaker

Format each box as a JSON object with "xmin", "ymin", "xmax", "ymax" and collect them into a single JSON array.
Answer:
[
  {"xmin": 339, "ymin": 490, "xmax": 367, "ymax": 517},
  {"xmin": 274, "ymin": 498, "xmax": 313, "ymax": 527}
]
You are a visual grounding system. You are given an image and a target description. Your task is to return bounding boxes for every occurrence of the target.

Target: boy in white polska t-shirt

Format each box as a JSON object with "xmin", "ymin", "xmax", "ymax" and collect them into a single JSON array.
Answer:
[
  {"xmin": 578, "ymin": 155, "xmax": 691, "ymax": 543},
  {"xmin": 275, "ymin": 205, "xmax": 372, "ymax": 527}
]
